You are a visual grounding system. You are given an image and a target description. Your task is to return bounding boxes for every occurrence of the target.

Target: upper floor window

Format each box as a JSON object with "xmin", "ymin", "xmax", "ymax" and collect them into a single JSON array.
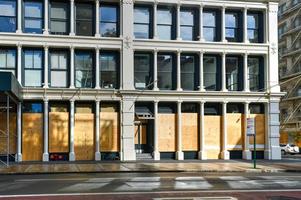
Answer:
[
  {"xmin": 203, "ymin": 55, "xmax": 220, "ymax": 91},
  {"xmin": 134, "ymin": 52, "xmax": 153, "ymax": 90},
  {"xmin": 23, "ymin": 102, "xmax": 43, "ymax": 113},
  {"xmin": 100, "ymin": 51, "xmax": 119, "ymax": 89},
  {"xmin": 157, "ymin": 53, "xmax": 175, "ymax": 90},
  {"xmin": 226, "ymin": 56, "xmax": 243, "ymax": 91},
  {"xmin": 134, "ymin": 6, "xmax": 151, "ymax": 39},
  {"xmin": 248, "ymin": 12, "xmax": 263, "ymax": 43},
  {"xmin": 50, "ymin": 50, "xmax": 68, "ymax": 88},
  {"xmin": 23, "ymin": 49, "xmax": 43, "ymax": 87},
  {"xmin": 248, "ymin": 56, "xmax": 264, "ymax": 92},
  {"xmin": 0, "ymin": 0, "xmax": 16, "ymax": 32},
  {"xmin": 24, "ymin": 1, "xmax": 43, "ymax": 34},
  {"xmin": 50, "ymin": 1, "xmax": 69, "ymax": 35},
  {"xmin": 225, "ymin": 11, "xmax": 242, "ymax": 42},
  {"xmin": 181, "ymin": 54, "xmax": 197, "ymax": 90},
  {"xmin": 0, "ymin": 48, "xmax": 16, "ymax": 75},
  {"xmin": 203, "ymin": 10, "xmax": 219, "ymax": 42},
  {"xmin": 180, "ymin": 8, "xmax": 197, "ymax": 41},
  {"xmin": 75, "ymin": 3, "xmax": 94, "ymax": 36},
  {"xmin": 75, "ymin": 50, "xmax": 93, "ymax": 88},
  {"xmin": 100, "ymin": 4, "xmax": 118, "ymax": 37},
  {"xmin": 157, "ymin": 6, "xmax": 175, "ymax": 40}
]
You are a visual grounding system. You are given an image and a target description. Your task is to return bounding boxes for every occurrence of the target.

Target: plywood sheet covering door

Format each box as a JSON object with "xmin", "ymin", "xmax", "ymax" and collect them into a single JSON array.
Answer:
[
  {"xmin": 22, "ymin": 113, "xmax": 43, "ymax": 161},
  {"xmin": 158, "ymin": 114, "xmax": 176, "ymax": 152},
  {"xmin": 49, "ymin": 112, "xmax": 69, "ymax": 153},
  {"xmin": 227, "ymin": 114, "xmax": 243, "ymax": 150},
  {"xmin": 204, "ymin": 116, "xmax": 221, "ymax": 159},
  {"xmin": 134, "ymin": 124, "xmax": 147, "ymax": 145},
  {"xmin": 100, "ymin": 112, "xmax": 120, "ymax": 152},
  {"xmin": 0, "ymin": 113, "xmax": 17, "ymax": 154},
  {"xmin": 249, "ymin": 114, "xmax": 265, "ymax": 149},
  {"xmin": 182, "ymin": 113, "xmax": 198, "ymax": 151},
  {"xmin": 74, "ymin": 113, "xmax": 95, "ymax": 160}
]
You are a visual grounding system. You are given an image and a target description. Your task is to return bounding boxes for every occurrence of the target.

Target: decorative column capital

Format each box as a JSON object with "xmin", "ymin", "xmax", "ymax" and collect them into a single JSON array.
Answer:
[
  {"xmin": 43, "ymin": 44, "xmax": 49, "ymax": 51},
  {"xmin": 153, "ymin": 48, "xmax": 159, "ymax": 53},
  {"xmin": 16, "ymin": 43, "xmax": 22, "ymax": 48},
  {"xmin": 154, "ymin": 0, "xmax": 159, "ymax": 6},
  {"xmin": 177, "ymin": 100, "xmax": 183, "ymax": 104},
  {"xmin": 154, "ymin": 99, "xmax": 159, "ymax": 104},
  {"xmin": 43, "ymin": 98, "xmax": 49, "ymax": 103},
  {"xmin": 223, "ymin": 100, "xmax": 228, "ymax": 104},
  {"xmin": 177, "ymin": 49, "xmax": 182, "ymax": 54},
  {"xmin": 244, "ymin": 101, "xmax": 250, "ymax": 105},
  {"xmin": 200, "ymin": 100, "xmax": 206, "ymax": 105}
]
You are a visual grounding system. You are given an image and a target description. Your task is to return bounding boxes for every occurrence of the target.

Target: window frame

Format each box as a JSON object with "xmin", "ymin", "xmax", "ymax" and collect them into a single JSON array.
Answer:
[
  {"xmin": 157, "ymin": 6, "xmax": 176, "ymax": 40},
  {"xmin": 180, "ymin": 53, "xmax": 198, "ymax": 91},
  {"xmin": 49, "ymin": 49, "xmax": 69, "ymax": 88},
  {"xmin": 157, "ymin": 52, "xmax": 176, "ymax": 90},
  {"xmin": 74, "ymin": 50, "xmax": 95, "ymax": 88},
  {"xmin": 134, "ymin": 5, "xmax": 152, "ymax": 39},
  {"xmin": 203, "ymin": 54, "xmax": 221, "ymax": 91},
  {"xmin": 180, "ymin": 7, "xmax": 198, "ymax": 41},
  {"xmin": 100, "ymin": 3, "xmax": 120, "ymax": 37},
  {"xmin": 49, "ymin": 0, "xmax": 69, "ymax": 35},
  {"xmin": 0, "ymin": 0, "xmax": 17, "ymax": 32},
  {"xmin": 226, "ymin": 55, "xmax": 243, "ymax": 91},
  {"xmin": 23, "ymin": 0, "xmax": 44, "ymax": 34},
  {"xmin": 75, "ymin": 2, "xmax": 95, "ymax": 36},
  {"xmin": 247, "ymin": 11, "xmax": 264, "ymax": 43},
  {"xmin": 0, "ymin": 47, "xmax": 17, "ymax": 75},
  {"xmin": 203, "ymin": 9, "xmax": 221, "ymax": 42},
  {"xmin": 134, "ymin": 52, "xmax": 153, "ymax": 90},
  {"xmin": 248, "ymin": 56, "xmax": 264, "ymax": 92},
  {"xmin": 99, "ymin": 51, "xmax": 120, "ymax": 89},
  {"xmin": 225, "ymin": 10, "xmax": 243, "ymax": 42}
]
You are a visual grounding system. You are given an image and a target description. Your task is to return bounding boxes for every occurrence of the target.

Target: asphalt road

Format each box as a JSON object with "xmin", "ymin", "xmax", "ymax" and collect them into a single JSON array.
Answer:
[{"xmin": 0, "ymin": 172, "xmax": 300, "ymax": 199}]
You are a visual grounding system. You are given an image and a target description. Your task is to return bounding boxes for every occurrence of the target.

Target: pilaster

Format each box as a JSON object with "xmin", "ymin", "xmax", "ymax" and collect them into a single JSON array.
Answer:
[
  {"xmin": 69, "ymin": 99, "xmax": 75, "ymax": 161},
  {"xmin": 43, "ymin": 99, "xmax": 49, "ymax": 162}
]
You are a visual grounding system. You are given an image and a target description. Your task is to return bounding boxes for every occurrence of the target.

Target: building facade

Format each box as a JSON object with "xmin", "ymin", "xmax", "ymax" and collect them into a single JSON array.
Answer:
[
  {"xmin": 0, "ymin": 0, "xmax": 283, "ymax": 162},
  {"xmin": 278, "ymin": 0, "xmax": 301, "ymax": 146}
]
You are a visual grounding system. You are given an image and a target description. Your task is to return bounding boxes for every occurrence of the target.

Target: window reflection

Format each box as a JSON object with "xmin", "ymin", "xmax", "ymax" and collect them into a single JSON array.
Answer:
[
  {"xmin": 0, "ymin": 0, "xmax": 16, "ymax": 32},
  {"xmin": 100, "ymin": 5, "xmax": 118, "ymax": 37},
  {"xmin": 24, "ymin": 1, "xmax": 43, "ymax": 33}
]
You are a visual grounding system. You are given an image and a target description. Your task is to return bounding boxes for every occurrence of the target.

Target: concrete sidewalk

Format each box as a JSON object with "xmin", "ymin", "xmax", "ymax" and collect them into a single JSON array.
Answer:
[{"xmin": 0, "ymin": 160, "xmax": 300, "ymax": 174}]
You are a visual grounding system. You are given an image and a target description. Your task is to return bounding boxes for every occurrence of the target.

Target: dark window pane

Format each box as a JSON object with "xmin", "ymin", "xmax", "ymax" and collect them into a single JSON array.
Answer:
[
  {"xmin": 76, "ymin": 3, "xmax": 93, "ymax": 36},
  {"xmin": 226, "ymin": 57, "xmax": 240, "ymax": 91},
  {"xmin": 204, "ymin": 56, "xmax": 217, "ymax": 91},
  {"xmin": 76, "ymin": 21, "xmax": 93, "ymax": 36},
  {"xmin": 0, "ymin": 0, "xmax": 16, "ymax": 32},
  {"xmin": 134, "ymin": 6, "xmax": 150, "ymax": 39},
  {"xmin": 100, "ymin": 52, "xmax": 118, "ymax": 89},
  {"xmin": 181, "ymin": 55, "xmax": 195, "ymax": 90},
  {"xmin": 23, "ymin": 103, "xmax": 43, "ymax": 113},
  {"xmin": 50, "ymin": 2, "xmax": 68, "ymax": 34},
  {"xmin": 75, "ymin": 51, "xmax": 93, "ymax": 88},
  {"xmin": 24, "ymin": 1, "xmax": 43, "ymax": 33},
  {"xmin": 248, "ymin": 57, "xmax": 263, "ymax": 91},
  {"xmin": 101, "ymin": 6, "xmax": 117, "ymax": 22},
  {"xmin": 100, "ymin": 5, "xmax": 118, "ymax": 37},
  {"xmin": 134, "ymin": 53, "xmax": 152, "ymax": 89},
  {"xmin": 157, "ymin": 7, "xmax": 174, "ymax": 40},
  {"xmin": 158, "ymin": 54, "xmax": 174, "ymax": 90},
  {"xmin": 100, "ymin": 22, "xmax": 117, "ymax": 37},
  {"xmin": 23, "ymin": 49, "xmax": 43, "ymax": 87}
]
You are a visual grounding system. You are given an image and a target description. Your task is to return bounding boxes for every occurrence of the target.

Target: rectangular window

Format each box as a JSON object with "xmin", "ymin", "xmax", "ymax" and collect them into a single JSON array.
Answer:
[
  {"xmin": 100, "ymin": 4, "xmax": 118, "ymax": 37},
  {"xmin": 247, "ymin": 12, "xmax": 263, "ymax": 43},
  {"xmin": 50, "ymin": 1, "xmax": 69, "ymax": 35},
  {"xmin": 203, "ymin": 55, "xmax": 220, "ymax": 91},
  {"xmin": 226, "ymin": 56, "xmax": 243, "ymax": 91},
  {"xmin": 181, "ymin": 54, "xmax": 197, "ymax": 90},
  {"xmin": 203, "ymin": 10, "xmax": 219, "ymax": 42},
  {"xmin": 75, "ymin": 50, "xmax": 93, "ymax": 88},
  {"xmin": 225, "ymin": 11, "xmax": 242, "ymax": 42},
  {"xmin": 100, "ymin": 51, "xmax": 119, "ymax": 89},
  {"xmin": 23, "ymin": 102, "xmax": 43, "ymax": 113},
  {"xmin": 204, "ymin": 103, "xmax": 221, "ymax": 115},
  {"xmin": 134, "ymin": 6, "xmax": 151, "ymax": 39},
  {"xmin": 157, "ymin": 6, "xmax": 175, "ymax": 40},
  {"xmin": 134, "ymin": 53, "xmax": 153, "ymax": 90},
  {"xmin": 0, "ymin": 0, "xmax": 16, "ymax": 32},
  {"xmin": 180, "ymin": 8, "xmax": 197, "ymax": 41},
  {"xmin": 157, "ymin": 53, "xmax": 175, "ymax": 90},
  {"xmin": 23, "ymin": 49, "xmax": 43, "ymax": 87},
  {"xmin": 50, "ymin": 50, "xmax": 68, "ymax": 88},
  {"xmin": 0, "ymin": 48, "xmax": 16, "ymax": 75},
  {"xmin": 75, "ymin": 3, "xmax": 94, "ymax": 36},
  {"xmin": 24, "ymin": 1, "xmax": 43, "ymax": 33},
  {"xmin": 248, "ymin": 56, "xmax": 264, "ymax": 92}
]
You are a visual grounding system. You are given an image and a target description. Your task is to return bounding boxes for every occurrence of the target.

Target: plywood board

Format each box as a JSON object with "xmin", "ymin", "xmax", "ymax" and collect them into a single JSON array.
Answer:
[
  {"xmin": 204, "ymin": 116, "xmax": 221, "ymax": 159},
  {"xmin": 100, "ymin": 112, "xmax": 120, "ymax": 152},
  {"xmin": 227, "ymin": 114, "xmax": 243, "ymax": 149},
  {"xmin": 74, "ymin": 113, "xmax": 95, "ymax": 160},
  {"xmin": 249, "ymin": 114, "xmax": 265, "ymax": 146},
  {"xmin": 280, "ymin": 132, "xmax": 288, "ymax": 144},
  {"xmin": 134, "ymin": 124, "xmax": 147, "ymax": 145},
  {"xmin": 49, "ymin": 112, "xmax": 69, "ymax": 153},
  {"xmin": 0, "ymin": 113, "xmax": 17, "ymax": 154},
  {"xmin": 22, "ymin": 113, "xmax": 43, "ymax": 161},
  {"xmin": 182, "ymin": 113, "xmax": 198, "ymax": 151},
  {"xmin": 158, "ymin": 114, "xmax": 176, "ymax": 152}
]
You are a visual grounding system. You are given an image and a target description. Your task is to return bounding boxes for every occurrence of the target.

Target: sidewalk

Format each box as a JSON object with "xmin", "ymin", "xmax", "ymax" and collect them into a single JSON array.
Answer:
[{"xmin": 0, "ymin": 160, "xmax": 300, "ymax": 175}]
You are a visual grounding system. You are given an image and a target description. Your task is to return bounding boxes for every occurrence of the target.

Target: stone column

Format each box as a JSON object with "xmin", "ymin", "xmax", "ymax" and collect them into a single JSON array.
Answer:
[
  {"xmin": 95, "ymin": 0, "xmax": 100, "ymax": 37},
  {"xmin": 243, "ymin": 102, "xmax": 252, "ymax": 160},
  {"xmin": 95, "ymin": 100, "xmax": 101, "ymax": 160},
  {"xmin": 198, "ymin": 101, "xmax": 207, "ymax": 160},
  {"xmin": 153, "ymin": 2, "xmax": 158, "ymax": 39},
  {"xmin": 43, "ymin": 0, "xmax": 49, "ymax": 35},
  {"xmin": 153, "ymin": 100, "xmax": 160, "ymax": 160},
  {"xmin": 43, "ymin": 99, "xmax": 49, "ymax": 161},
  {"xmin": 243, "ymin": 53, "xmax": 249, "ymax": 92},
  {"xmin": 43, "ymin": 45, "xmax": 49, "ymax": 88},
  {"xmin": 69, "ymin": 100, "xmax": 75, "ymax": 161},
  {"xmin": 95, "ymin": 47, "xmax": 100, "ymax": 89},
  {"xmin": 176, "ymin": 4, "xmax": 181, "ymax": 40},
  {"xmin": 221, "ymin": 52, "xmax": 227, "ymax": 92},
  {"xmin": 17, "ymin": 44, "xmax": 22, "ymax": 84},
  {"xmin": 153, "ymin": 49, "xmax": 159, "ymax": 91},
  {"xmin": 70, "ymin": 46, "xmax": 75, "ymax": 88},
  {"xmin": 176, "ymin": 101, "xmax": 184, "ymax": 160},
  {"xmin": 199, "ymin": 51, "xmax": 205, "ymax": 91},
  {"xmin": 199, "ymin": 4, "xmax": 204, "ymax": 42},
  {"xmin": 177, "ymin": 50, "xmax": 182, "ymax": 91},
  {"xmin": 16, "ymin": 0, "xmax": 22, "ymax": 33},
  {"xmin": 221, "ymin": 101, "xmax": 229, "ymax": 160},
  {"xmin": 16, "ymin": 102, "xmax": 22, "ymax": 162},
  {"xmin": 221, "ymin": 6, "xmax": 227, "ymax": 42},
  {"xmin": 243, "ymin": 7, "xmax": 249, "ymax": 43},
  {"xmin": 70, "ymin": 0, "xmax": 75, "ymax": 36}
]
